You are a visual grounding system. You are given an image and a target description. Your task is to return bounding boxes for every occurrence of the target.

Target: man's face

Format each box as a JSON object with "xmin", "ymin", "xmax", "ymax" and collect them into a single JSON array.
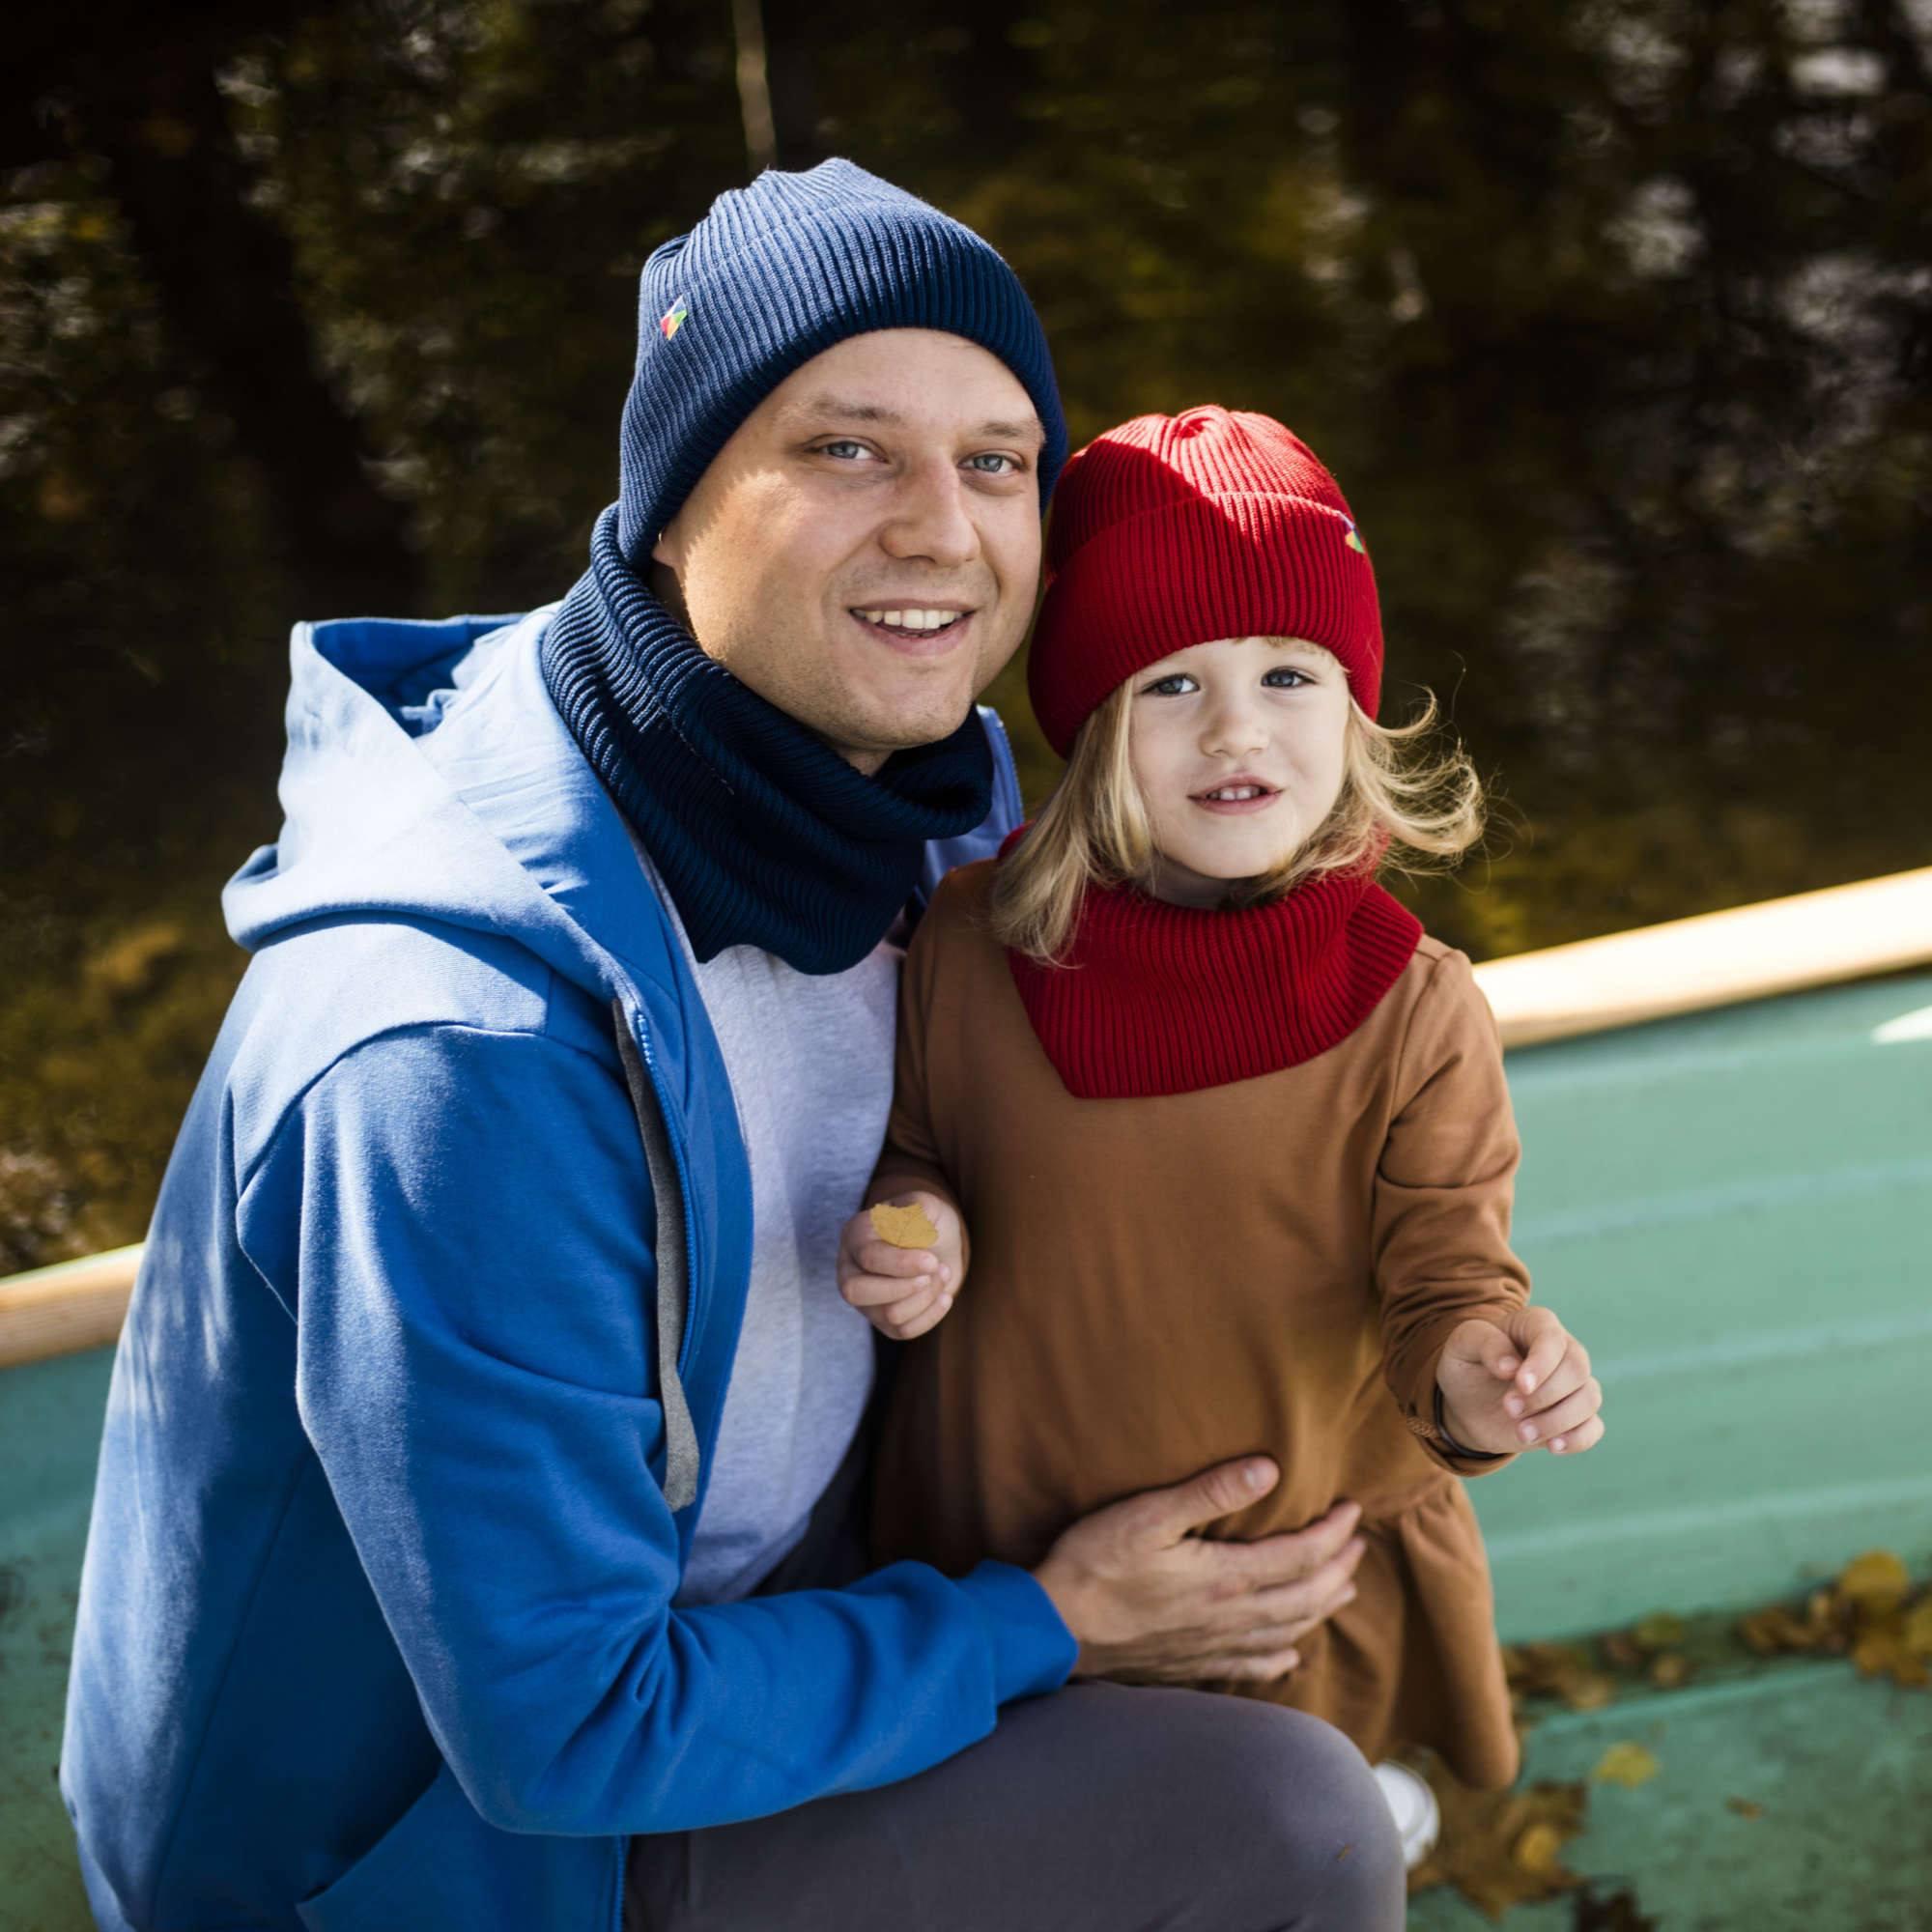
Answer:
[{"xmin": 651, "ymin": 329, "xmax": 1047, "ymax": 773}]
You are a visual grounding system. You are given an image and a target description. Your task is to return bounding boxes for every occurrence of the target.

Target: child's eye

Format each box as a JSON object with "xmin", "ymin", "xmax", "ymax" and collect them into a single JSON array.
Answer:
[
  {"xmin": 1142, "ymin": 673, "xmax": 1198, "ymax": 696},
  {"xmin": 1264, "ymin": 668, "xmax": 1311, "ymax": 689}
]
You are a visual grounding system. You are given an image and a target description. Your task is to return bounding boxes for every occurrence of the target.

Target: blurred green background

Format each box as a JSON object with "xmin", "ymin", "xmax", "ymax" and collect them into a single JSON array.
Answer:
[{"xmin": 4, "ymin": 0, "xmax": 1928, "ymax": 1274}]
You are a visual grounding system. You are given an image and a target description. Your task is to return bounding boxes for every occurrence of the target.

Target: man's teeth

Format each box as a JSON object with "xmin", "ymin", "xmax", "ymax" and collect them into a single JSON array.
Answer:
[
  {"xmin": 855, "ymin": 609, "xmax": 964, "ymax": 632},
  {"xmin": 1200, "ymin": 785, "xmax": 1269, "ymax": 801}
]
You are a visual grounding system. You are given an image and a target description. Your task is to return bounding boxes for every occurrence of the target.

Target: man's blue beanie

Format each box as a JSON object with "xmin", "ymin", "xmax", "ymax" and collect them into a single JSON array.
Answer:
[{"xmin": 615, "ymin": 158, "xmax": 1068, "ymax": 563}]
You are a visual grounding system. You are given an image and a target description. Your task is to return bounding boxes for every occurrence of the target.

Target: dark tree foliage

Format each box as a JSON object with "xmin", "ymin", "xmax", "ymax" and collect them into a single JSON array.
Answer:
[{"xmin": 2, "ymin": 0, "xmax": 1927, "ymax": 1267}]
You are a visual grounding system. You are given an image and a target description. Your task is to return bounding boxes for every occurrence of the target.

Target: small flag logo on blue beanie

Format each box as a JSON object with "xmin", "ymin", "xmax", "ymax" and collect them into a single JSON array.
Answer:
[{"xmin": 659, "ymin": 298, "xmax": 689, "ymax": 340}]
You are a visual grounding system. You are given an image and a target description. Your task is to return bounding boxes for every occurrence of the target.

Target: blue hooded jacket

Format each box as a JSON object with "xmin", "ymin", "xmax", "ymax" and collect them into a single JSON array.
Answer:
[{"xmin": 60, "ymin": 605, "xmax": 1074, "ymax": 1932}]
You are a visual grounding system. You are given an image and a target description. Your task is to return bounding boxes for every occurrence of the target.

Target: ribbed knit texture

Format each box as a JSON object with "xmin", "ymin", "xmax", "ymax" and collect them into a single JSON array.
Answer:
[
  {"xmin": 616, "ymin": 158, "xmax": 1067, "ymax": 557},
  {"xmin": 543, "ymin": 507, "xmax": 993, "ymax": 975},
  {"xmin": 1005, "ymin": 840, "xmax": 1423, "ymax": 1099},
  {"xmin": 1029, "ymin": 408, "xmax": 1381, "ymax": 756}
]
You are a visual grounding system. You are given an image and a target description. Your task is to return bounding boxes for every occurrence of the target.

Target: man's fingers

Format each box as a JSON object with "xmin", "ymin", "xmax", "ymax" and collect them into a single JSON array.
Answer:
[
  {"xmin": 1121, "ymin": 1644, "xmax": 1303, "ymax": 1686},
  {"xmin": 1189, "ymin": 1646, "xmax": 1303, "ymax": 1685},
  {"xmin": 1208, "ymin": 1505, "xmax": 1365, "ymax": 1594},
  {"xmin": 1144, "ymin": 1456, "xmax": 1282, "ymax": 1541},
  {"xmin": 1215, "ymin": 1548, "xmax": 1364, "ymax": 1635}
]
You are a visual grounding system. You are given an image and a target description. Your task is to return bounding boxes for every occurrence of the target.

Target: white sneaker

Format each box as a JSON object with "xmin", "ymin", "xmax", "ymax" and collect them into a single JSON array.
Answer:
[{"xmin": 1372, "ymin": 1760, "xmax": 1442, "ymax": 1869}]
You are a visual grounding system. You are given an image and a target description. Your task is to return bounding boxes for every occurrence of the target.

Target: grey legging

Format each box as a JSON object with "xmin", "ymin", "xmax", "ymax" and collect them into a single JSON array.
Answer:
[
  {"xmin": 624, "ymin": 1402, "xmax": 1406, "ymax": 1930},
  {"xmin": 624, "ymin": 1675, "xmax": 1406, "ymax": 1930}
]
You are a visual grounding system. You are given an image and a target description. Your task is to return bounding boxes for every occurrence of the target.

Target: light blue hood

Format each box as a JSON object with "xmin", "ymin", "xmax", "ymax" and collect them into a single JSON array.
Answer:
[{"xmin": 228, "ymin": 607, "xmax": 649, "ymax": 1004}]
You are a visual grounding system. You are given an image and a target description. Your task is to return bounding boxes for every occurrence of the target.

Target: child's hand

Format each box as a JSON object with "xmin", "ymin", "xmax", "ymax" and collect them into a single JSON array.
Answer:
[
  {"xmin": 837, "ymin": 1193, "xmax": 965, "ymax": 1341},
  {"xmin": 1435, "ymin": 1307, "xmax": 1605, "ymax": 1457}
]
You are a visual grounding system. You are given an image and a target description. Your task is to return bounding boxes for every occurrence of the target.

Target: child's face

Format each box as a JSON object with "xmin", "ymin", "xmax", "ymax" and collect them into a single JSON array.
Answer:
[{"xmin": 1126, "ymin": 635, "xmax": 1351, "ymax": 907}]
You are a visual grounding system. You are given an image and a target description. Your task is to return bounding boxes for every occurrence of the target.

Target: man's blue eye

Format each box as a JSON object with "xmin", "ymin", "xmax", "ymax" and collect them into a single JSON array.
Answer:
[
  {"xmin": 822, "ymin": 440, "xmax": 867, "ymax": 459},
  {"xmin": 966, "ymin": 453, "xmax": 1018, "ymax": 473}
]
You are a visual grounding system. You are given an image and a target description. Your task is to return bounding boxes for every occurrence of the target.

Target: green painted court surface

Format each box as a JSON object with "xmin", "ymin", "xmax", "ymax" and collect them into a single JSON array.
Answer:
[
  {"xmin": 6, "ymin": 969, "xmax": 1930, "ymax": 1927},
  {"xmin": 1407, "ymin": 1662, "xmax": 1932, "ymax": 1930}
]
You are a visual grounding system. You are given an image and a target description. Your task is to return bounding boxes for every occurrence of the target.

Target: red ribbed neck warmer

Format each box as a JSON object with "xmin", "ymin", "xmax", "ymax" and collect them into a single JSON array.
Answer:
[{"xmin": 1006, "ymin": 857, "xmax": 1423, "ymax": 1100}]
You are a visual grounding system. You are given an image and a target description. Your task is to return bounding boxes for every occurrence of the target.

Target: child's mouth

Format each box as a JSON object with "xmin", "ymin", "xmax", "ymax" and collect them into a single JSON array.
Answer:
[{"xmin": 1190, "ymin": 783, "xmax": 1281, "ymax": 815}]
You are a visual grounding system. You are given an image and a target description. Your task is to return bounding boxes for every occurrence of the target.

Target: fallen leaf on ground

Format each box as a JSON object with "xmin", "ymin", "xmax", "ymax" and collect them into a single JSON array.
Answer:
[
  {"xmin": 1726, "ymin": 1797, "xmax": 1764, "ymax": 1819},
  {"xmin": 1738, "ymin": 1592, "xmax": 1843, "ymax": 1657},
  {"xmin": 1599, "ymin": 1632, "xmax": 1643, "ymax": 1671},
  {"xmin": 1850, "ymin": 1616, "xmax": 1931, "ymax": 1690},
  {"xmin": 1514, "ymin": 1821, "xmax": 1566, "ymax": 1873},
  {"xmin": 1505, "ymin": 1642, "xmax": 1618, "ymax": 1711},
  {"xmin": 1574, "ymin": 1887, "xmax": 1661, "ymax": 1930},
  {"xmin": 1646, "ymin": 1652, "xmax": 1691, "ymax": 1690},
  {"xmin": 1837, "ymin": 1549, "xmax": 1911, "ymax": 1617},
  {"xmin": 1592, "ymin": 1742, "xmax": 1661, "ymax": 1788},
  {"xmin": 1902, "ymin": 1599, "xmax": 1932, "ymax": 1659},
  {"xmin": 1631, "ymin": 1612, "xmax": 1685, "ymax": 1653},
  {"xmin": 1409, "ymin": 1772, "xmax": 1588, "ymax": 1918}
]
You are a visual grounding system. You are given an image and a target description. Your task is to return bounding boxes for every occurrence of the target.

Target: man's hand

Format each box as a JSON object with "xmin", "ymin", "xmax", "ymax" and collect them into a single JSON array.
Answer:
[
  {"xmin": 1435, "ymin": 1305, "xmax": 1605, "ymax": 1457},
  {"xmin": 1031, "ymin": 1460, "xmax": 1366, "ymax": 1685},
  {"xmin": 836, "ymin": 1192, "xmax": 965, "ymax": 1341}
]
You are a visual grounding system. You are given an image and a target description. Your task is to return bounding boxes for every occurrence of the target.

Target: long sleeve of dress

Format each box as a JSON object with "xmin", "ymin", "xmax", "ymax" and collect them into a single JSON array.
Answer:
[
  {"xmin": 1373, "ymin": 947, "xmax": 1532, "ymax": 1477},
  {"xmin": 870, "ymin": 904, "xmax": 966, "ymax": 1239}
]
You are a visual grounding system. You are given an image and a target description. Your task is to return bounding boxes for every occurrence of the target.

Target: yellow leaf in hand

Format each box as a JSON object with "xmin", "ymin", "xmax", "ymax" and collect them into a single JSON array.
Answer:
[{"xmin": 869, "ymin": 1201, "xmax": 939, "ymax": 1249}]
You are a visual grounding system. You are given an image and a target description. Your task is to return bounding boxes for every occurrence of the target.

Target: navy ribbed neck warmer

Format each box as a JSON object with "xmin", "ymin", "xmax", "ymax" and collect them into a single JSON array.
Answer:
[{"xmin": 542, "ymin": 507, "xmax": 993, "ymax": 975}]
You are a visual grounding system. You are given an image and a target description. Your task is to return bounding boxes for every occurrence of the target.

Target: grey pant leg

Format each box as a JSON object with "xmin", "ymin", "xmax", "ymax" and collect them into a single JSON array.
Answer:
[{"xmin": 625, "ymin": 1679, "xmax": 1405, "ymax": 1932}]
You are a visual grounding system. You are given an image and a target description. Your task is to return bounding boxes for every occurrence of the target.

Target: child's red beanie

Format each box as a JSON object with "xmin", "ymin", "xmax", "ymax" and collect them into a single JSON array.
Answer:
[{"xmin": 1027, "ymin": 407, "xmax": 1383, "ymax": 758}]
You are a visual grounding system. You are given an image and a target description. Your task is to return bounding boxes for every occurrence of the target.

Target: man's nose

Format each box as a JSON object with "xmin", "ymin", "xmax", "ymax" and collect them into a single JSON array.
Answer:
[{"xmin": 879, "ymin": 459, "xmax": 980, "ymax": 569}]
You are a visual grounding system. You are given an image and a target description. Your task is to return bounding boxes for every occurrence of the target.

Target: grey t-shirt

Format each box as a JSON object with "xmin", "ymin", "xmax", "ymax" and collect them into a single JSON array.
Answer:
[{"xmin": 637, "ymin": 848, "xmax": 895, "ymax": 1607}]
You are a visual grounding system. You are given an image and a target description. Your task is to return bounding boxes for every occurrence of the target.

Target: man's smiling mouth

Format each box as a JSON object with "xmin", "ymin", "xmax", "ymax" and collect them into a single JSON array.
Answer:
[{"xmin": 851, "ymin": 606, "xmax": 970, "ymax": 636}]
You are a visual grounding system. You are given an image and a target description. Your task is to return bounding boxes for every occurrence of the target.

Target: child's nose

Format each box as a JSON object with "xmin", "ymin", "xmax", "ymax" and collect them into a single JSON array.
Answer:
[{"xmin": 1201, "ymin": 699, "xmax": 1268, "ymax": 758}]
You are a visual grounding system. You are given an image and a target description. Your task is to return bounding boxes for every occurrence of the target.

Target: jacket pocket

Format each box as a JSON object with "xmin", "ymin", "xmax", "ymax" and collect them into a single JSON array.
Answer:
[{"xmin": 295, "ymin": 1760, "xmax": 621, "ymax": 1932}]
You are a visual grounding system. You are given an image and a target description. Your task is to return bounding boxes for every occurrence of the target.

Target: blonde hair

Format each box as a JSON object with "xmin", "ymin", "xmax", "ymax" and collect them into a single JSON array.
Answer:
[{"xmin": 989, "ymin": 649, "xmax": 1486, "ymax": 965}]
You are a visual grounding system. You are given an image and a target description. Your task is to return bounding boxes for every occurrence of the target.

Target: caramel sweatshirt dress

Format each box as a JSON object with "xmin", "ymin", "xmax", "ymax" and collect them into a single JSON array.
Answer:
[{"xmin": 869, "ymin": 861, "xmax": 1529, "ymax": 1789}]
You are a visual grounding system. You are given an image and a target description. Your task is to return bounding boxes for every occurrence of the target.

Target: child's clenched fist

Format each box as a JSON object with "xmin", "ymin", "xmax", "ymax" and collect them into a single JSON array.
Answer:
[
  {"xmin": 837, "ymin": 1192, "xmax": 966, "ymax": 1341},
  {"xmin": 1435, "ymin": 1305, "xmax": 1605, "ymax": 1457}
]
